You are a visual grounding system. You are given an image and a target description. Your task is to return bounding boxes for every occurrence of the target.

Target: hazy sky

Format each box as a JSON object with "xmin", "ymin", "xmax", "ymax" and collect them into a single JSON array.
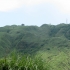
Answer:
[{"xmin": 0, "ymin": 0, "xmax": 70, "ymax": 27}]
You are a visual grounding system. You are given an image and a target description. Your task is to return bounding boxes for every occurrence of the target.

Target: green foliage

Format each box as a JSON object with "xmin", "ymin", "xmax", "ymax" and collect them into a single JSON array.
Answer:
[
  {"xmin": 0, "ymin": 23, "xmax": 70, "ymax": 56},
  {"xmin": 0, "ymin": 24, "xmax": 70, "ymax": 69},
  {"xmin": 0, "ymin": 53, "xmax": 49, "ymax": 70}
]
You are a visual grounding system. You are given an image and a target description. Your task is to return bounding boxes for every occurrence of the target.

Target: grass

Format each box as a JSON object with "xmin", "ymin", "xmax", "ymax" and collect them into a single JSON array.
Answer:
[
  {"xmin": 36, "ymin": 50, "xmax": 70, "ymax": 70},
  {"xmin": 0, "ymin": 53, "xmax": 49, "ymax": 70},
  {"xmin": 0, "ymin": 51, "xmax": 70, "ymax": 70}
]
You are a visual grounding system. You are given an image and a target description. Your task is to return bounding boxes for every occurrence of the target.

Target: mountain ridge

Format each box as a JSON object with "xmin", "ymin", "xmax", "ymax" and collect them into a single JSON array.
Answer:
[{"xmin": 0, "ymin": 23, "xmax": 70, "ymax": 57}]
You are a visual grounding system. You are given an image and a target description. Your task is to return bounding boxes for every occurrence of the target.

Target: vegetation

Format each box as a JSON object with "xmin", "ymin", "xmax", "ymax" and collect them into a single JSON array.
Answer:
[
  {"xmin": 0, "ymin": 53, "xmax": 49, "ymax": 70},
  {"xmin": 0, "ymin": 23, "xmax": 70, "ymax": 69}
]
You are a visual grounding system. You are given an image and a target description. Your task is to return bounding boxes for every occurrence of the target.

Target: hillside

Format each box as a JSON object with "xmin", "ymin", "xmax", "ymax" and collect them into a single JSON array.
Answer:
[
  {"xmin": 1, "ymin": 23, "xmax": 70, "ymax": 69},
  {"xmin": 0, "ymin": 23, "xmax": 70, "ymax": 57}
]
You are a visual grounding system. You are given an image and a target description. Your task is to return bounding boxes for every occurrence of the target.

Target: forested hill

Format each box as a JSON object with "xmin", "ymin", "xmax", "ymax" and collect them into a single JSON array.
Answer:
[{"xmin": 0, "ymin": 23, "xmax": 70, "ymax": 57}]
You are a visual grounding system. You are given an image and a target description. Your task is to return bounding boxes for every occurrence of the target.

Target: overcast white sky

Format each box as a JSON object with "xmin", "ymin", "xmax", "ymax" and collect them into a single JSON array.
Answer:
[{"xmin": 0, "ymin": 0, "xmax": 70, "ymax": 26}]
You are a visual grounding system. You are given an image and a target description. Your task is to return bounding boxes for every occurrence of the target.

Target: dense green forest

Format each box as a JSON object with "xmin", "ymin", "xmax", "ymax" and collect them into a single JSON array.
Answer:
[{"xmin": 0, "ymin": 23, "xmax": 70, "ymax": 70}]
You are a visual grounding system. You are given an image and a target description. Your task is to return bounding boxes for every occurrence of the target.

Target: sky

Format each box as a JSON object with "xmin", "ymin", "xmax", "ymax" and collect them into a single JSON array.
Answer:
[{"xmin": 0, "ymin": 0, "xmax": 70, "ymax": 27}]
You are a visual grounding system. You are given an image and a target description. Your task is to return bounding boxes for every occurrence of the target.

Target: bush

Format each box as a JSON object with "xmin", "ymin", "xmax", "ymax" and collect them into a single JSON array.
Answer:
[{"xmin": 0, "ymin": 54, "xmax": 49, "ymax": 70}]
